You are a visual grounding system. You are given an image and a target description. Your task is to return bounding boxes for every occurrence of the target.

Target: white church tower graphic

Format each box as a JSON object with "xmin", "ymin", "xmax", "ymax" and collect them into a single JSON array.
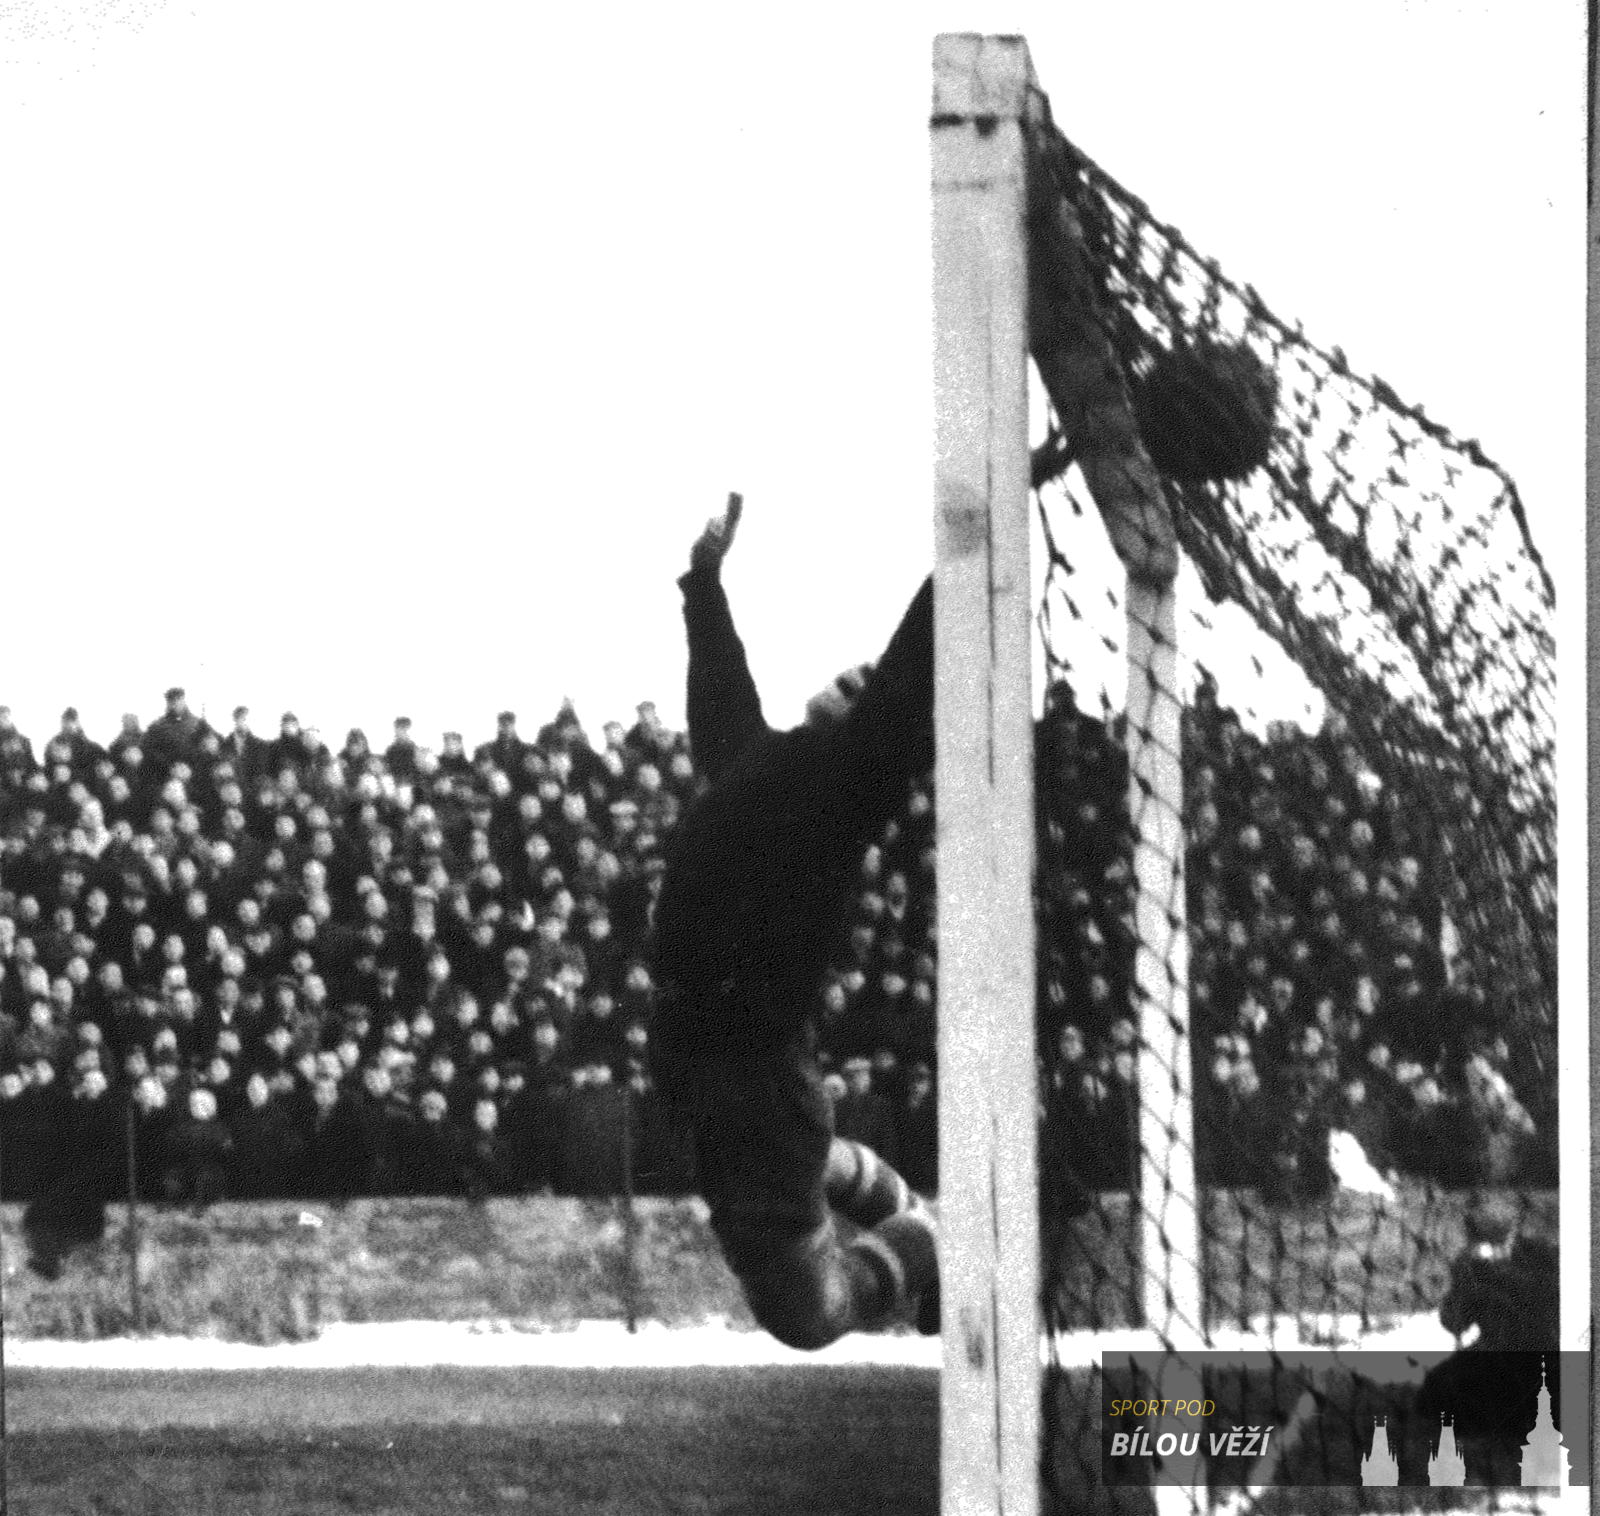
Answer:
[
  {"xmin": 1519, "ymin": 1358, "xmax": 1569, "ymax": 1488},
  {"xmin": 1360, "ymin": 1416, "xmax": 1399, "ymax": 1487},
  {"xmin": 1428, "ymin": 1414, "xmax": 1466, "ymax": 1487}
]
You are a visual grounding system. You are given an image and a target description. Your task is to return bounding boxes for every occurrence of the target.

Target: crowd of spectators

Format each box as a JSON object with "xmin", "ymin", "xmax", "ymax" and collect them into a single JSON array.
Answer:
[
  {"xmin": 0, "ymin": 669, "xmax": 1551, "ymax": 1258},
  {"xmin": 0, "ymin": 690, "xmax": 939, "ymax": 1240},
  {"xmin": 1029, "ymin": 672, "xmax": 1550, "ymax": 1202}
]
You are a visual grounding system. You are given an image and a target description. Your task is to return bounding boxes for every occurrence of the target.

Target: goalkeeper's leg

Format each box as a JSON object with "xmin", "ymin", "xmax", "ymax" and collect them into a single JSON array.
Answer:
[
  {"xmin": 694, "ymin": 1048, "xmax": 938, "ymax": 1350},
  {"xmin": 823, "ymin": 1138, "xmax": 941, "ymax": 1337},
  {"xmin": 724, "ymin": 1208, "xmax": 938, "ymax": 1351}
]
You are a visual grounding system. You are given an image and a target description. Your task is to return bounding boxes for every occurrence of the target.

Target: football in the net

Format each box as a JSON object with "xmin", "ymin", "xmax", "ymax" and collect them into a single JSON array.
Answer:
[{"xmin": 1132, "ymin": 338, "xmax": 1278, "ymax": 485}]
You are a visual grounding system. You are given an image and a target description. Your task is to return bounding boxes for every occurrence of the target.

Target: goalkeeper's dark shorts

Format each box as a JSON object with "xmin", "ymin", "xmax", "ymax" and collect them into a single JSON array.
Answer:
[{"xmin": 669, "ymin": 1038, "xmax": 835, "ymax": 1277}]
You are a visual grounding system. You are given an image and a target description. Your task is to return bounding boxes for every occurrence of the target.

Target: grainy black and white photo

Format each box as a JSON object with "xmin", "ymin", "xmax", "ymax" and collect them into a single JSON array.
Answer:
[{"xmin": 0, "ymin": 5, "xmax": 1585, "ymax": 1513}]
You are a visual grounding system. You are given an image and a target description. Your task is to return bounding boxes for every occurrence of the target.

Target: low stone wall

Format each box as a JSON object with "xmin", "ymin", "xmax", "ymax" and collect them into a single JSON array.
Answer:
[{"xmin": 0, "ymin": 1196, "xmax": 751, "ymax": 1342}]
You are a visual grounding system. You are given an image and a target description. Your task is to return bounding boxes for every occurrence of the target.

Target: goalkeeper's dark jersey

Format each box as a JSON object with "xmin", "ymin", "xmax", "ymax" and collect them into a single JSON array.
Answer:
[{"xmin": 649, "ymin": 566, "xmax": 933, "ymax": 1090}]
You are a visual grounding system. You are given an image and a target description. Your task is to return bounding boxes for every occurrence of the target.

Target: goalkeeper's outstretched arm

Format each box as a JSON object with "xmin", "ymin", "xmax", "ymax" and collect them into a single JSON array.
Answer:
[{"xmin": 679, "ymin": 492, "xmax": 770, "ymax": 785}]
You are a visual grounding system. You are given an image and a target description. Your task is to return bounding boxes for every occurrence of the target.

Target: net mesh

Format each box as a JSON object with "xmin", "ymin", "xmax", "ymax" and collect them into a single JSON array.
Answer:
[{"xmin": 1016, "ymin": 86, "xmax": 1557, "ymax": 1511}]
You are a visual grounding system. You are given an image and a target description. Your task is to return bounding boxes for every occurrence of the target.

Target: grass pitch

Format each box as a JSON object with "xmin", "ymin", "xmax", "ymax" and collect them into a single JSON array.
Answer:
[{"xmin": 6, "ymin": 1364, "xmax": 938, "ymax": 1515}]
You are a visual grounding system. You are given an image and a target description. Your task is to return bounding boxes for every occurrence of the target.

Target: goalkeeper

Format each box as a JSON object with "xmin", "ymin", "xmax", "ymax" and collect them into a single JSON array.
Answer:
[{"xmin": 648, "ymin": 493, "xmax": 938, "ymax": 1349}]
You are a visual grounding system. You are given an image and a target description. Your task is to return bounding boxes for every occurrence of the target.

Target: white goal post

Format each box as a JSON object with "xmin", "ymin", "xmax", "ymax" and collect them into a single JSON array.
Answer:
[
  {"xmin": 932, "ymin": 32, "xmax": 1040, "ymax": 1516},
  {"xmin": 932, "ymin": 32, "xmax": 1205, "ymax": 1516}
]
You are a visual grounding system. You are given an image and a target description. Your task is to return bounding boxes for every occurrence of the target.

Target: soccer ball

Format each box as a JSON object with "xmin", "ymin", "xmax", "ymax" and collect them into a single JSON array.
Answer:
[{"xmin": 1132, "ymin": 338, "xmax": 1278, "ymax": 485}]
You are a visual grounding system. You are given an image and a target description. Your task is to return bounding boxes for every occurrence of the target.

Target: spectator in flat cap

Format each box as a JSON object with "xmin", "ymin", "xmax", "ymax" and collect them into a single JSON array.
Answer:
[
  {"xmin": 476, "ymin": 711, "xmax": 528, "ymax": 778},
  {"xmin": 145, "ymin": 687, "xmax": 211, "ymax": 775},
  {"xmin": 221, "ymin": 705, "xmax": 268, "ymax": 787},
  {"xmin": 385, "ymin": 717, "xmax": 419, "ymax": 782},
  {"xmin": 438, "ymin": 732, "xmax": 471, "ymax": 781},
  {"xmin": 50, "ymin": 708, "xmax": 105, "ymax": 780},
  {"xmin": 267, "ymin": 712, "xmax": 316, "ymax": 782},
  {"xmin": 0, "ymin": 705, "xmax": 38, "ymax": 788},
  {"xmin": 627, "ymin": 699, "xmax": 670, "ymax": 756},
  {"xmin": 340, "ymin": 728, "xmax": 374, "ymax": 776},
  {"xmin": 99, "ymin": 712, "xmax": 141, "ymax": 772}
]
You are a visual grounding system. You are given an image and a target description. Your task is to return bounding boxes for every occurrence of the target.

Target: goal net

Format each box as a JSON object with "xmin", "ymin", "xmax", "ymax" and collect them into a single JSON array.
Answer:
[{"xmin": 927, "ymin": 33, "xmax": 1564, "ymax": 1516}]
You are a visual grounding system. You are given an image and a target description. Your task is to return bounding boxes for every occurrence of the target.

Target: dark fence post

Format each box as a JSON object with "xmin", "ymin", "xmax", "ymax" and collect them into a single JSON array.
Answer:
[
  {"xmin": 125, "ymin": 1098, "xmax": 142, "ymax": 1334},
  {"xmin": 620, "ymin": 1076, "xmax": 640, "ymax": 1334}
]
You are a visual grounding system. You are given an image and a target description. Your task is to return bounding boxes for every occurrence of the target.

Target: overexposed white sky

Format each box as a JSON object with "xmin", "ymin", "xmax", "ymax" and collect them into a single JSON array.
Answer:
[{"xmin": 0, "ymin": 1, "xmax": 1585, "ymax": 748}]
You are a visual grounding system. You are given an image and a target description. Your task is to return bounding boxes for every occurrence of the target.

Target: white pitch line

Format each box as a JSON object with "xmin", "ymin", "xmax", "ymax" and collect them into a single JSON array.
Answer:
[
  {"xmin": 9, "ymin": 1312, "xmax": 1461, "ymax": 1375},
  {"xmin": 6, "ymin": 1319, "xmax": 943, "ymax": 1373}
]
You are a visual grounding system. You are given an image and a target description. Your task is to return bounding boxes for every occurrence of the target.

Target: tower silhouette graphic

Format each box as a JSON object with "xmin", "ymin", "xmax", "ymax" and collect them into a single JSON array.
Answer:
[
  {"xmin": 1428, "ymin": 1414, "xmax": 1466, "ymax": 1487},
  {"xmin": 1360, "ymin": 1415, "xmax": 1399, "ymax": 1487},
  {"xmin": 1519, "ymin": 1357, "xmax": 1569, "ymax": 1488}
]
